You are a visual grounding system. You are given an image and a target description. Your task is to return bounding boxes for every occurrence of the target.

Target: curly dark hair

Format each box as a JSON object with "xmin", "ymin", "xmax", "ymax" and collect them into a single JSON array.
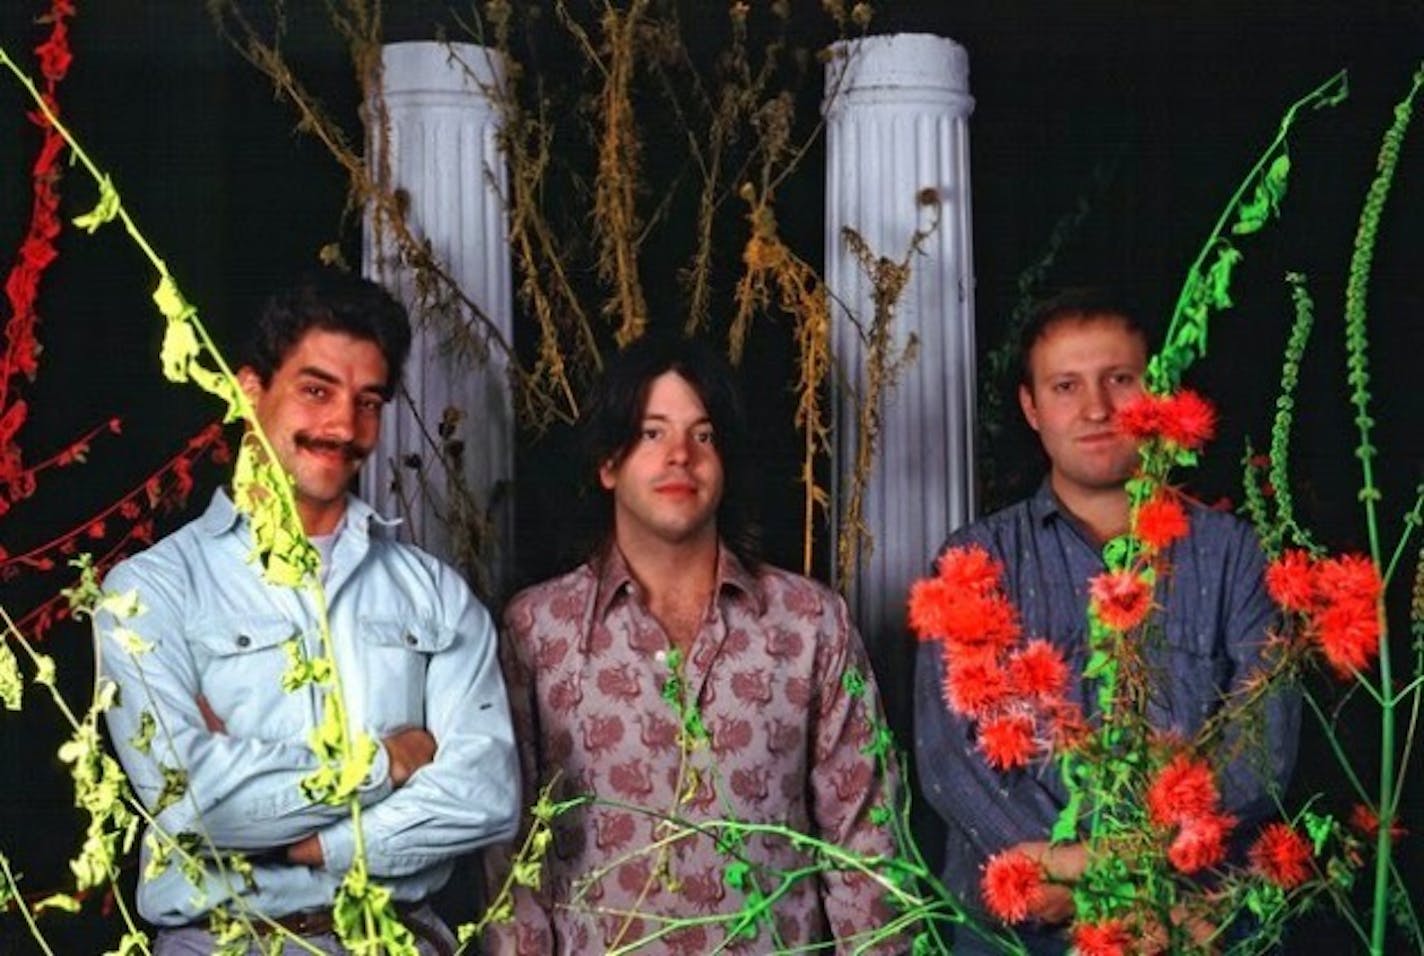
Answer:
[
  {"xmin": 243, "ymin": 268, "xmax": 412, "ymax": 396},
  {"xmin": 582, "ymin": 333, "xmax": 760, "ymax": 567}
]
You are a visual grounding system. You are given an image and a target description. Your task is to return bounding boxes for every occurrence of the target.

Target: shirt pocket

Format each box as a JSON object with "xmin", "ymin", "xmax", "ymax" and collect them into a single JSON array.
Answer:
[
  {"xmin": 189, "ymin": 615, "xmax": 304, "ymax": 736},
  {"xmin": 356, "ymin": 617, "xmax": 455, "ymax": 731},
  {"xmin": 1147, "ymin": 638, "xmax": 1232, "ymax": 735}
]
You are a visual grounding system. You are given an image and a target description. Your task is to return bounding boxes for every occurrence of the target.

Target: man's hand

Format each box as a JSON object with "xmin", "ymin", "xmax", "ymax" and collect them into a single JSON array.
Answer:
[
  {"xmin": 1011, "ymin": 840, "xmax": 1088, "ymax": 925},
  {"xmin": 287, "ymin": 834, "xmax": 324, "ymax": 868},
  {"xmin": 383, "ymin": 727, "xmax": 436, "ymax": 787}
]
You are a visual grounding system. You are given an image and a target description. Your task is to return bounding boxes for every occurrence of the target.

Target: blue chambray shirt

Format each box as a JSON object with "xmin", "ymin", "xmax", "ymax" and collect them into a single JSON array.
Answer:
[
  {"xmin": 95, "ymin": 489, "xmax": 519, "ymax": 925},
  {"xmin": 914, "ymin": 482, "xmax": 1300, "ymax": 955}
]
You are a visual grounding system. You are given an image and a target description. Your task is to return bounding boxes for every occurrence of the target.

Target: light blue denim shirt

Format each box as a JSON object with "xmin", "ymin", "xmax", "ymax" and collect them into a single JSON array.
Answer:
[{"xmin": 95, "ymin": 489, "xmax": 518, "ymax": 925}]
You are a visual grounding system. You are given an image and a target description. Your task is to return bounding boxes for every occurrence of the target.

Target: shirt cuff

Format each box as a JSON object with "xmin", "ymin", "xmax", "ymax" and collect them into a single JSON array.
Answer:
[{"xmin": 317, "ymin": 819, "xmax": 355, "ymax": 874}]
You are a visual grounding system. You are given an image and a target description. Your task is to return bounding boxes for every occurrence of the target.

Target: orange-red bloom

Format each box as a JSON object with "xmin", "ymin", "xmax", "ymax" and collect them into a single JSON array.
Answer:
[
  {"xmin": 1249, "ymin": 823, "xmax": 1313, "ymax": 889},
  {"xmin": 980, "ymin": 849, "xmax": 1043, "ymax": 924},
  {"xmin": 1089, "ymin": 570, "xmax": 1153, "ymax": 631},
  {"xmin": 1264, "ymin": 550, "xmax": 1383, "ymax": 678},
  {"xmin": 1007, "ymin": 639, "xmax": 1069, "ymax": 700},
  {"xmin": 909, "ymin": 549, "xmax": 1021, "ymax": 650},
  {"xmin": 944, "ymin": 658, "xmax": 1012, "ymax": 718},
  {"xmin": 1349, "ymin": 804, "xmax": 1408, "ymax": 843},
  {"xmin": 1135, "ymin": 493, "xmax": 1189, "ymax": 550},
  {"xmin": 1315, "ymin": 601, "xmax": 1380, "ymax": 677},
  {"xmin": 1265, "ymin": 549, "xmax": 1316, "ymax": 612},
  {"xmin": 1157, "ymin": 389, "xmax": 1216, "ymax": 449},
  {"xmin": 1114, "ymin": 388, "xmax": 1216, "ymax": 450},
  {"xmin": 1072, "ymin": 919, "xmax": 1134, "ymax": 956},
  {"xmin": 1146, "ymin": 753, "xmax": 1220, "ymax": 827},
  {"xmin": 978, "ymin": 713, "xmax": 1037, "ymax": 771},
  {"xmin": 934, "ymin": 544, "xmax": 1005, "ymax": 596},
  {"xmin": 1314, "ymin": 554, "xmax": 1383, "ymax": 605},
  {"xmin": 1167, "ymin": 811, "xmax": 1235, "ymax": 874},
  {"xmin": 1114, "ymin": 393, "xmax": 1163, "ymax": 439}
]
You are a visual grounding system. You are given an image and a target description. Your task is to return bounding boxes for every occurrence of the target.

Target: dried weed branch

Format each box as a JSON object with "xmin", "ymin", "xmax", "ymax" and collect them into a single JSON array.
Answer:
[
  {"xmin": 835, "ymin": 194, "xmax": 941, "ymax": 586},
  {"xmin": 207, "ymin": 0, "xmax": 580, "ymax": 428},
  {"xmin": 733, "ymin": 186, "xmax": 831, "ymax": 575}
]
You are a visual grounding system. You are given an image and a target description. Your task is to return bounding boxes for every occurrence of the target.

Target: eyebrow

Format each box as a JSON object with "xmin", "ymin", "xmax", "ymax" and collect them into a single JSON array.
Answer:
[
  {"xmin": 296, "ymin": 366, "xmax": 390, "ymax": 397},
  {"xmin": 642, "ymin": 413, "xmax": 713, "ymax": 426}
]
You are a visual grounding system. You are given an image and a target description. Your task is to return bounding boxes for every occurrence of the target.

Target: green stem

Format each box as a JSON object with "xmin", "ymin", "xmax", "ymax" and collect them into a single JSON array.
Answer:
[
  {"xmin": 1301, "ymin": 691, "xmax": 1371, "ymax": 805},
  {"xmin": 1153, "ymin": 69, "xmax": 1346, "ymax": 391},
  {"xmin": 0, "ymin": 852, "xmax": 57, "ymax": 956},
  {"xmin": 1382, "ymin": 487, "xmax": 1424, "ymax": 587},
  {"xmin": 1348, "ymin": 62, "xmax": 1424, "ymax": 956}
]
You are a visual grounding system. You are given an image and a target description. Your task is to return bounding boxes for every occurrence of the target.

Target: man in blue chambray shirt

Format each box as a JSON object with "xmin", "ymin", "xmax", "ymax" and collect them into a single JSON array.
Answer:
[
  {"xmin": 915, "ymin": 290, "xmax": 1299, "ymax": 954},
  {"xmin": 95, "ymin": 270, "xmax": 518, "ymax": 954}
]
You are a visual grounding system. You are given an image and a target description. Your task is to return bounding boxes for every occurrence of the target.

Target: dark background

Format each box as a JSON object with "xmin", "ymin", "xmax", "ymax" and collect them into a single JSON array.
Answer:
[{"xmin": 0, "ymin": 1, "xmax": 1420, "ymax": 951}]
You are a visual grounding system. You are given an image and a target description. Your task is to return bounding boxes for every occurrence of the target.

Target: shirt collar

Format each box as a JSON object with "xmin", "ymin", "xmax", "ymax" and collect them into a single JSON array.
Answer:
[
  {"xmin": 198, "ymin": 487, "xmax": 400, "ymax": 540},
  {"xmin": 591, "ymin": 540, "xmax": 765, "ymax": 621},
  {"xmin": 1028, "ymin": 478, "xmax": 1064, "ymax": 526}
]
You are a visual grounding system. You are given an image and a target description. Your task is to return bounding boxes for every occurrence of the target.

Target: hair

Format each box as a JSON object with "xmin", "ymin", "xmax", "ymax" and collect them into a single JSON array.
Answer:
[
  {"xmin": 1018, "ymin": 287, "xmax": 1150, "ymax": 388},
  {"xmin": 582, "ymin": 333, "xmax": 760, "ymax": 566},
  {"xmin": 243, "ymin": 268, "xmax": 412, "ymax": 396}
]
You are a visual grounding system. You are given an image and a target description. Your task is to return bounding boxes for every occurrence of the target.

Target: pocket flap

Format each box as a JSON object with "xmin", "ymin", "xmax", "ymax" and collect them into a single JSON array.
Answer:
[
  {"xmin": 359, "ymin": 617, "xmax": 454, "ymax": 653},
  {"xmin": 191, "ymin": 616, "xmax": 298, "ymax": 656}
]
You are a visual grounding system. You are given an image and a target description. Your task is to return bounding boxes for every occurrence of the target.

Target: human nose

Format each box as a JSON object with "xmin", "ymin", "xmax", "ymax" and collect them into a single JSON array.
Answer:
[
  {"xmin": 323, "ymin": 398, "xmax": 357, "ymax": 441},
  {"xmin": 1083, "ymin": 383, "xmax": 1111, "ymax": 422},
  {"xmin": 665, "ymin": 429, "xmax": 692, "ymax": 465}
]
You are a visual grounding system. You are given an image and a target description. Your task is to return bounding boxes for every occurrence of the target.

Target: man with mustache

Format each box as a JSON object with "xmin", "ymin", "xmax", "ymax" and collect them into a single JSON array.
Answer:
[
  {"xmin": 485, "ymin": 336, "xmax": 901, "ymax": 955},
  {"xmin": 95, "ymin": 269, "xmax": 518, "ymax": 954},
  {"xmin": 914, "ymin": 289, "xmax": 1299, "ymax": 953}
]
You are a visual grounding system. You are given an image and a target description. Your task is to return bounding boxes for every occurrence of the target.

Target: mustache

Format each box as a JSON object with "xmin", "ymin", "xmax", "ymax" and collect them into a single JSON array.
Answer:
[{"xmin": 294, "ymin": 432, "xmax": 369, "ymax": 462}]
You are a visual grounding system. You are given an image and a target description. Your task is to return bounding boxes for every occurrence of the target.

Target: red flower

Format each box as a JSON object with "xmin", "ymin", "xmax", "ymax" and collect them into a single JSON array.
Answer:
[
  {"xmin": 978, "ymin": 713, "xmax": 1037, "ymax": 771},
  {"xmin": 1265, "ymin": 549, "xmax": 1316, "ymax": 612},
  {"xmin": 1089, "ymin": 571, "xmax": 1152, "ymax": 631},
  {"xmin": 910, "ymin": 578, "xmax": 1021, "ymax": 651},
  {"xmin": 1114, "ymin": 393, "xmax": 1162, "ymax": 439},
  {"xmin": 934, "ymin": 544, "xmax": 1005, "ymax": 597},
  {"xmin": 1249, "ymin": 823, "xmax": 1313, "ymax": 889},
  {"xmin": 944, "ymin": 658, "xmax": 1012, "ymax": 718},
  {"xmin": 1113, "ymin": 389, "xmax": 1216, "ymax": 450},
  {"xmin": 1135, "ymin": 493, "xmax": 1190, "ymax": 550},
  {"xmin": 911, "ymin": 546, "xmax": 1023, "ymax": 650},
  {"xmin": 1146, "ymin": 754, "xmax": 1220, "ymax": 827},
  {"xmin": 1072, "ymin": 919, "xmax": 1134, "ymax": 956},
  {"xmin": 1007, "ymin": 639, "xmax": 1069, "ymax": 700},
  {"xmin": 1315, "ymin": 601, "xmax": 1380, "ymax": 678},
  {"xmin": 1314, "ymin": 554, "xmax": 1382, "ymax": 605},
  {"xmin": 1349, "ymin": 804, "xmax": 1407, "ymax": 843},
  {"xmin": 1167, "ymin": 811, "xmax": 1235, "ymax": 874},
  {"xmin": 1157, "ymin": 389, "xmax": 1216, "ymax": 449},
  {"xmin": 980, "ymin": 849, "xmax": 1043, "ymax": 924}
]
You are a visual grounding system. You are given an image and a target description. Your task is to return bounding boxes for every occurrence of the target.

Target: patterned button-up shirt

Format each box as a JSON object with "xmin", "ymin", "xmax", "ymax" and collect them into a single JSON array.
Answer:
[
  {"xmin": 915, "ymin": 483, "xmax": 1300, "ymax": 954},
  {"xmin": 486, "ymin": 545, "xmax": 901, "ymax": 955}
]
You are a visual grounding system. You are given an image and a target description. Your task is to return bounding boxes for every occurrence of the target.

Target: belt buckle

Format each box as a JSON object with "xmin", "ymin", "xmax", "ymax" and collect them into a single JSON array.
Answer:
[{"xmin": 284, "ymin": 909, "xmax": 334, "ymax": 936}]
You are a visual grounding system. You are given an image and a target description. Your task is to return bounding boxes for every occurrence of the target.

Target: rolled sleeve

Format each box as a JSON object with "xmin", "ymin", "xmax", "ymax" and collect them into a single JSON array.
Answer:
[{"xmin": 317, "ymin": 577, "xmax": 519, "ymax": 877}]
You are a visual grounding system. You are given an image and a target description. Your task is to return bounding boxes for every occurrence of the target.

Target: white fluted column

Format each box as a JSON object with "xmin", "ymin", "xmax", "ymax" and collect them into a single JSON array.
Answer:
[
  {"xmin": 362, "ymin": 41, "xmax": 513, "ymax": 597},
  {"xmin": 824, "ymin": 34, "xmax": 976, "ymax": 723}
]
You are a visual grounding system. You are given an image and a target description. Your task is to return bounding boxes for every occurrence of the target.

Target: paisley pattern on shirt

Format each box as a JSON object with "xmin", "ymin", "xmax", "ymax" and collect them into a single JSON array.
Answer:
[{"xmin": 486, "ymin": 545, "xmax": 901, "ymax": 955}]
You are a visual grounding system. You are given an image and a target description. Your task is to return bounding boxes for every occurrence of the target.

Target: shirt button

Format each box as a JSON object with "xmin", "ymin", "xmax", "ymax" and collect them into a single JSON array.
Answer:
[
  {"xmin": 236, "ymin": 635, "xmax": 251, "ymax": 648},
  {"xmin": 404, "ymin": 634, "xmax": 418, "ymax": 647}
]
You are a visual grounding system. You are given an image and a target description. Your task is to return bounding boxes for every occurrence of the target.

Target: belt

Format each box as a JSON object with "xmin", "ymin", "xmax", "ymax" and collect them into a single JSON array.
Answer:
[{"xmin": 252, "ymin": 903, "xmax": 454, "ymax": 956}]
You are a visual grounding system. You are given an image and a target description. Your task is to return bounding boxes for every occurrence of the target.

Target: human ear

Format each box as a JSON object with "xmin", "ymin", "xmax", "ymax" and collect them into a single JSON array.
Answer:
[
  {"xmin": 236, "ymin": 367, "xmax": 264, "ymax": 402},
  {"xmin": 1018, "ymin": 383, "xmax": 1041, "ymax": 433}
]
